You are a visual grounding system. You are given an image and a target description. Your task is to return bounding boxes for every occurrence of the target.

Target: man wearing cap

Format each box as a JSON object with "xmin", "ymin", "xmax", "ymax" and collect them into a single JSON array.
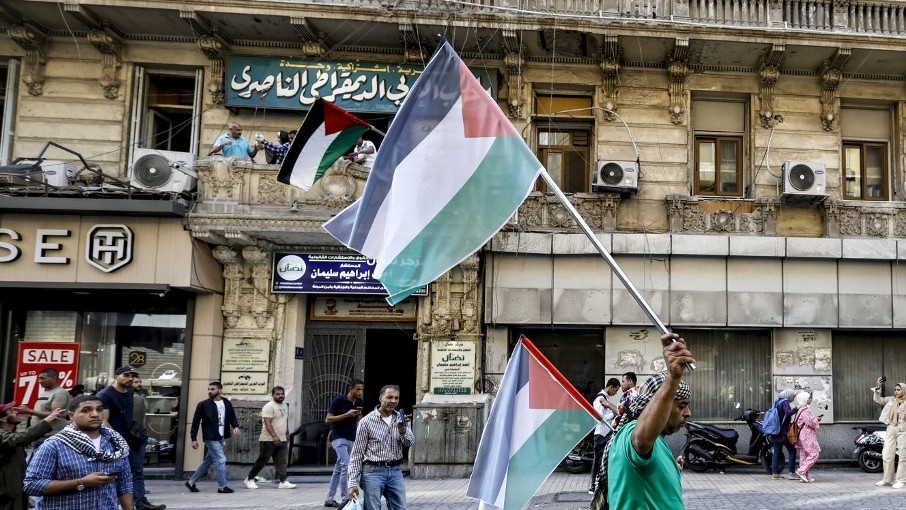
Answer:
[
  {"xmin": 1, "ymin": 402, "xmax": 65, "ymax": 510},
  {"xmin": 97, "ymin": 366, "xmax": 165, "ymax": 510}
]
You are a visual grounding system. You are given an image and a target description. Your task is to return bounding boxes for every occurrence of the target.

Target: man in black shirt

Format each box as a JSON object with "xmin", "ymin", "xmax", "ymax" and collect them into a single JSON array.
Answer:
[
  {"xmin": 323, "ymin": 379, "xmax": 364, "ymax": 508},
  {"xmin": 98, "ymin": 365, "xmax": 165, "ymax": 510}
]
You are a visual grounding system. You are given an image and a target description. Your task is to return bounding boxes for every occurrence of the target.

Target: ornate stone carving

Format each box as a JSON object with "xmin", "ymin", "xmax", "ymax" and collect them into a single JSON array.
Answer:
[
  {"xmin": 758, "ymin": 44, "xmax": 785, "ymax": 128},
  {"xmin": 504, "ymin": 51, "xmax": 525, "ymax": 118},
  {"xmin": 197, "ymin": 157, "xmax": 245, "ymax": 200},
  {"xmin": 8, "ymin": 24, "xmax": 47, "ymax": 96},
  {"xmin": 666, "ymin": 195, "xmax": 769, "ymax": 234},
  {"xmin": 459, "ymin": 254, "xmax": 480, "ymax": 334},
  {"xmin": 666, "ymin": 38, "xmax": 689, "ymax": 125},
  {"xmin": 213, "ymin": 246, "xmax": 243, "ymax": 327},
  {"xmin": 198, "ymin": 35, "xmax": 229, "ymax": 104},
  {"xmin": 818, "ymin": 48, "xmax": 850, "ymax": 131},
  {"xmin": 257, "ymin": 175, "xmax": 287, "ymax": 205},
  {"xmin": 87, "ymin": 29, "xmax": 122, "ymax": 99},
  {"xmin": 291, "ymin": 16, "xmax": 329, "ymax": 58},
  {"xmin": 599, "ymin": 35, "xmax": 621, "ymax": 121}
]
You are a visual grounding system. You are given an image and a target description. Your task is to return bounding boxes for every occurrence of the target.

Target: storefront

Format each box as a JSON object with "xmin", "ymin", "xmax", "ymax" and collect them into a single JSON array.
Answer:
[{"xmin": 0, "ymin": 214, "xmax": 223, "ymax": 474}]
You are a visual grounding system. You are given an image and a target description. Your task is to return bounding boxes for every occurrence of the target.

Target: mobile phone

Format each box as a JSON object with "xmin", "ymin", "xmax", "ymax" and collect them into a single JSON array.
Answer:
[
  {"xmin": 105, "ymin": 470, "xmax": 121, "ymax": 477},
  {"xmin": 397, "ymin": 408, "xmax": 407, "ymax": 424},
  {"xmin": 880, "ymin": 376, "xmax": 887, "ymax": 383}
]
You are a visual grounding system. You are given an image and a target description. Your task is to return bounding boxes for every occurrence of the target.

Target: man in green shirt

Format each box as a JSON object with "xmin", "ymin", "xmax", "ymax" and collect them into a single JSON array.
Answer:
[
  {"xmin": 590, "ymin": 333, "xmax": 695, "ymax": 510},
  {"xmin": 15, "ymin": 368, "xmax": 70, "ymax": 440}
]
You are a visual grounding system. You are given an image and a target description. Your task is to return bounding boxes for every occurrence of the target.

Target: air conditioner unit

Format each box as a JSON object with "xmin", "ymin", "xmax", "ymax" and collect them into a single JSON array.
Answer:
[
  {"xmin": 781, "ymin": 161, "xmax": 826, "ymax": 203},
  {"xmin": 593, "ymin": 160, "xmax": 638, "ymax": 193},
  {"xmin": 0, "ymin": 159, "xmax": 76, "ymax": 187},
  {"xmin": 129, "ymin": 149, "xmax": 197, "ymax": 193}
]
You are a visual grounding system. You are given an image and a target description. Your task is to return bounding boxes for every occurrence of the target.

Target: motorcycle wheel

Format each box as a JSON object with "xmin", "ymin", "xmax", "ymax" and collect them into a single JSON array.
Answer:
[
  {"xmin": 684, "ymin": 443, "xmax": 710, "ymax": 473},
  {"xmin": 761, "ymin": 447, "xmax": 784, "ymax": 474},
  {"xmin": 858, "ymin": 450, "xmax": 883, "ymax": 473},
  {"xmin": 562, "ymin": 459, "xmax": 588, "ymax": 474}
]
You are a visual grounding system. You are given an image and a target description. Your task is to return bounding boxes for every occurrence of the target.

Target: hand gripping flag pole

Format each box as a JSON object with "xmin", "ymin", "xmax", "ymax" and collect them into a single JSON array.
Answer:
[{"xmin": 538, "ymin": 170, "xmax": 695, "ymax": 372}]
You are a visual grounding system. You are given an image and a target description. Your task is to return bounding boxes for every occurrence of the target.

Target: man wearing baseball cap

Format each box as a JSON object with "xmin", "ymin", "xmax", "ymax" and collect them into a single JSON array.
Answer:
[
  {"xmin": 98, "ymin": 366, "xmax": 165, "ymax": 510},
  {"xmin": 0, "ymin": 401, "xmax": 65, "ymax": 509}
]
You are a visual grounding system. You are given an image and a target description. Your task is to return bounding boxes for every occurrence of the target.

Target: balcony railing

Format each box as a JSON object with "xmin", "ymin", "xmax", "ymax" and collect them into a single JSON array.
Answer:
[{"xmin": 312, "ymin": 0, "xmax": 906, "ymax": 36}]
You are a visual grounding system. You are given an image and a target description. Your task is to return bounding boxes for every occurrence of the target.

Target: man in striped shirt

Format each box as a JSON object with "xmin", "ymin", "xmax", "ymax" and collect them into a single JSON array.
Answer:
[{"xmin": 347, "ymin": 385, "xmax": 414, "ymax": 510}]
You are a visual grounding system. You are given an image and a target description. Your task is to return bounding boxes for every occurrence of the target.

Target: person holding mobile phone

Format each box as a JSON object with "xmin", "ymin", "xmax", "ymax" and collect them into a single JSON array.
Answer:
[
  {"xmin": 872, "ymin": 376, "xmax": 906, "ymax": 489},
  {"xmin": 347, "ymin": 384, "xmax": 414, "ymax": 510},
  {"xmin": 324, "ymin": 379, "xmax": 365, "ymax": 507}
]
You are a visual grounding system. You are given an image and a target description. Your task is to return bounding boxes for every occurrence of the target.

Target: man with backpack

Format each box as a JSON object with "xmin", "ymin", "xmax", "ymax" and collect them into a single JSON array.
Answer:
[{"xmin": 766, "ymin": 388, "xmax": 800, "ymax": 480}]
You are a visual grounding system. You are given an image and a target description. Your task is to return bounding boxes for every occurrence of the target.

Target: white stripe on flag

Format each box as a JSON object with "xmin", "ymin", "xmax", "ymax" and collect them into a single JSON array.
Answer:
[{"xmin": 290, "ymin": 123, "xmax": 340, "ymax": 190}]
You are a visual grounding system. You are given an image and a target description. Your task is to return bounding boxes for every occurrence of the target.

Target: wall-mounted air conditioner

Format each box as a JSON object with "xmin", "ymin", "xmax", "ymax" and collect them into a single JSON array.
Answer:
[
  {"xmin": 129, "ymin": 149, "xmax": 197, "ymax": 193},
  {"xmin": 781, "ymin": 161, "xmax": 826, "ymax": 203},
  {"xmin": 0, "ymin": 159, "xmax": 77, "ymax": 187},
  {"xmin": 593, "ymin": 160, "xmax": 638, "ymax": 193}
]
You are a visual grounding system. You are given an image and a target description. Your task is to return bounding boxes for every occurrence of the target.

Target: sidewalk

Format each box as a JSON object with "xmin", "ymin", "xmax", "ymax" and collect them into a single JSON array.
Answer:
[{"xmin": 142, "ymin": 466, "xmax": 906, "ymax": 509}]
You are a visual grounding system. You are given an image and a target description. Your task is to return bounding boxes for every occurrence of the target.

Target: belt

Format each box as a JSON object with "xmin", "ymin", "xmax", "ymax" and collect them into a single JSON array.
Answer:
[{"xmin": 363, "ymin": 459, "xmax": 402, "ymax": 467}]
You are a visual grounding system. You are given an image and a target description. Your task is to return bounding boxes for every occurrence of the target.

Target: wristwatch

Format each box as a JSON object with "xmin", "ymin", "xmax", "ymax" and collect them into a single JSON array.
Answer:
[{"xmin": 76, "ymin": 479, "xmax": 86, "ymax": 491}]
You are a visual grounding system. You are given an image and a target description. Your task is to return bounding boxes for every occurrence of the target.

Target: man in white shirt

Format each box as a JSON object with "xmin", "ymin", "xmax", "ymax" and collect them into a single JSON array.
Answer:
[
  {"xmin": 345, "ymin": 138, "xmax": 376, "ymax": 168},
  {"xmin": 243, "ymin": 386, "xmax": 295, "ymax": 490},
  {"xmin": 589, "ymin": 378, "xmax": 620, "ymax": 494}
]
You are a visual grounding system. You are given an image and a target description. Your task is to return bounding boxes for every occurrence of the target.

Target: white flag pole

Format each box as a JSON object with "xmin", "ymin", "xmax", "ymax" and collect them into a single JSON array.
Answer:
[{"xmin": 537, "ymin": 169, "xmax": 696, "ymax": 372}]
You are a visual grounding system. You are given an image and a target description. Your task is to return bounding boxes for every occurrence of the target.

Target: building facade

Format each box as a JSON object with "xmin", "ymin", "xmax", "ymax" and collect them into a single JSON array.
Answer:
[{"xmin": 2, "ymin": 0, "xmax": 906, "ymax": 476}]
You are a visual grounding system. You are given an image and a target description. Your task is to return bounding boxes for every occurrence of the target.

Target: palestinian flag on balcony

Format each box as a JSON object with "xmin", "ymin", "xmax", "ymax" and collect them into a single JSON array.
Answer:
[{"xmin": 278, "ymin": 98, "xmax": 370, "ymax": 191}]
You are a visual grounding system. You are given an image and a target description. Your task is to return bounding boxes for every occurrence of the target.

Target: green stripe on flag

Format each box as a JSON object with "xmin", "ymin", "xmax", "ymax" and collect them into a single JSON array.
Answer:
[{"xmin": 318, "ymin": 127, "xmax": 367, "ymax": 182}]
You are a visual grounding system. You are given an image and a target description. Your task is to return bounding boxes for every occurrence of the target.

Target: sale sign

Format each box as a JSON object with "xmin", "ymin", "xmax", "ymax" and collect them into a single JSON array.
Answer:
[{"xmin": 14, "ymin": 341, "xmax": 80, "ymax": 411}]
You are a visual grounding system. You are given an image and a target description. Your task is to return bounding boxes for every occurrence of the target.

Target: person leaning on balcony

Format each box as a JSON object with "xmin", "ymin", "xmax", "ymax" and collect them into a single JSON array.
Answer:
[
  {"xmin": 209, "ymin": 122, "xmax": 258, "ymax": 159},
  {"xmin": 873, "ymin": 377, "xmax": 906, "ymax": 489}
]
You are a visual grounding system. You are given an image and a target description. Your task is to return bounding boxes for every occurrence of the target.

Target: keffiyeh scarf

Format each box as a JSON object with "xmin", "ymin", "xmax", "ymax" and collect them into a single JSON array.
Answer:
[{"xmin": 54, "ymin": 423, "xmax": 130, "ymax": 461}]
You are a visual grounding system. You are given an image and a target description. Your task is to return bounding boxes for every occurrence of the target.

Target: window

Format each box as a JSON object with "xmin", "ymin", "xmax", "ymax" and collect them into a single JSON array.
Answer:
[
  {"xmin": 534, "ymin": 95, "xmax": 593, "ymax": 193},
  {"xmin": 842, "ymin": 108, "xmax": 890, "ymax": 200},
  {"xmin": 692, "ymin": 99, "xmax": 746, "ymax": 197},
  {"xmin": 0, "ymin": 60, "xmax": 19, "ymax": 165},
  {"xmin": 695, "ymin": 136, "xmax": 742, "ymax": 196},
  {"xmin": 833, "ymin": 332, "xmax": 906, "ymax": 421},
  {"xmin": 510, "ymin": 328, "xmax": 605, "ymax": 402},
  {"xmin": 129, "ymin": 67, "xmax": 203, "ymax": 161},
  {"xmin": 682, "ymin": 330, "xmax": 772, "ymax": 420}
]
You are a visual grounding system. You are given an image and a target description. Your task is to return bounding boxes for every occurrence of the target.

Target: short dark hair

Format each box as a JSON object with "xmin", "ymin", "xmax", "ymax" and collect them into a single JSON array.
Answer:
[
  {"xmin": 606, "ymin": 378, "xmax": 621, "ymax": 388},
  {"xmin": 622, "ymin": 372, "xmax": 637, "ymax": 384},
  {"xmin": 209, "ymin": 381, "xmax": 222, "ymax": 389},
  {"xmin": 379, "ymin": 384, "xmax": 400, "ymax": 397},
  {"xmin": 348, "ymin": 379, "xmax": 364, "ymax": 391},
  {"xmin": 69, "ymin": 394, "xmax": 103, "ymax": 412},
  {"xmin": 271, "ymin": 386, "xmax": 285, "ymax": 395},
  {"xmin": 40, "ymin": 368, "xmax": 60, "ymax": 379}
]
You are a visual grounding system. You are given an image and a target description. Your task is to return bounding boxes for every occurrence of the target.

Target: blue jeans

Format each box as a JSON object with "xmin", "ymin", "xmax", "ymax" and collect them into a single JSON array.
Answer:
[
  {"xmin": 189, "ymin": 439, "xmax": 228, "ymax": 487},
  {"xmin": 360, "ymin": 464, "xmax": 407, "ymax": 510},
  {"xmin": 327, "ymin": 437, "xmax": 353, "ymax": 500},
  {"xmin": 772, "ymin": 440, "xmax": 797, "ymax": 474},
  {"xmin": 129, "ymin": 443, "xmax": 147, "ymax": 502}
]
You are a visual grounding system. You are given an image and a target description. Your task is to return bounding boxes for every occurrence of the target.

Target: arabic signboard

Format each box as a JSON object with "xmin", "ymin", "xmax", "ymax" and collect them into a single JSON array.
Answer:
[
  {"xmin": 430, "ymin": 340, "xmax": 475, "ymax": 395},
  {"xmin": 271, "ymin": 252, "xmax": 427, "ymax": 296},
  {"xmin": 14, "ymin": 341, "xmax": 80, "ymax": 410},
  {"xmin": 226, "ymin": 56, "xmax": 497, "ymax": 112},
  {"xmin": 309, "ymin": 296, "xmax": 417, "ymax": 322},
  {"xmin": 221, "ymin": 338, "xmax": 271, "ymax": 372},
  {"xmin": 220, "ymin": 371, "xmax": 269, "ymax": 395}
]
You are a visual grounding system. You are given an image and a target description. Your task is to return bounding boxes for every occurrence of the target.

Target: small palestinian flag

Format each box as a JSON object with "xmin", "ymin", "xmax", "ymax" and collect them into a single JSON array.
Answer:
[{"xmin": 278, "ymin": 99, "xmax": 370, "ymax": 190}]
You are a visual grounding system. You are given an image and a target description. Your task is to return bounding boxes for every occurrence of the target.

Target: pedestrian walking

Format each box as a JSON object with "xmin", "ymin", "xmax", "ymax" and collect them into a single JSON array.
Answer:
[
  {"xmin": 793, "ymin": 392, "xmax": 821, "ymax": 483},
  {"xmin": 23, "ymin": 395, "xmax": 133, "ymax": 510},
  {"xmin": 97, "ymin": 365, "xmax": 166, "ymax": 510},
  {"xmin": 769, "ymin": 388, "xmax": 799, "ymax": 480},
  {"xmin": 347, "ymin": 384, "xmax": 414, "ymax": 510},
  {"xmin": 0, "ymin": 403, "xmax": 65, "ymax": 510},
  {"xmin": 590, "ymin": 332, "xmax": 695, "ymax": 510},
  {"xmin": 588, "ymin": 378, "xmax": 619, "ymax": 494},
  {"xmin": 872, "ymin": 377, "xmax": 906, "ymax": 488},
  {"xmin": 243, "ymin": 386, "xmax": 295, "ymax": 490},
  {"xmin": 185, "ymin": 381, "xmax": 241, "ymax": 494},
  {"xmin": 324, "ymin": 378, "xmax": 364, "ymax": 507}
]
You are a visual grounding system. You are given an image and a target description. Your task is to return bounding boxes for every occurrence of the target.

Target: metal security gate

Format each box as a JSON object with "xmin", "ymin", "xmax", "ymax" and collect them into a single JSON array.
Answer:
[{"xmin": 301, "ymin": 327, "xmax": 365, "ymax": 424}]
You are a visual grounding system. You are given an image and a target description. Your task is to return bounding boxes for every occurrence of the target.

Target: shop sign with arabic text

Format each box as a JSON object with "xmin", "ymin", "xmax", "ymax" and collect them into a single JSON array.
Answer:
[{"xmin": 226, "ymin": 56, "xmax": 497, "ymax": 112}]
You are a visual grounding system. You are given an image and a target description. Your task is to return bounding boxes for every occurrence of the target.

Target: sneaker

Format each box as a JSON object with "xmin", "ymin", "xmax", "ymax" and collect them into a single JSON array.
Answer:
[
  {"xmin": 324, "ymin": 500, "xmax": 340, "ymax": 508},
  {"xmin": 795, "ymin": 470, "xmax": 808, "ymax": 483},
  {"xmin": 587, "ymin": 487, "xmax": 595, "ymax": 495},
  {"xmin": 254, "ymin": 476, "xmax": 269, "ymax": 483},
  {"xmin": 243, "ymin": 478, "xmax": 259, "ymax": 489},
  {"xmin": 785, "ymin": 473, "xmax": 799, "ymax": 480},
  {"xmin": 278, "ymin": 481, "xmax": 297, "ymax": 489},
  {"xmin": 876, "ymin": 480, "xmax": 891, "ymax": 487},
  {"xmin": 772, "ymin": 473, "xmax": 781, "ymax": 480},
  {"xmin": 217, "ymin": 487, "xmax": 234, "ymax": 494},
  {"xmin": 893, "ymin": 482, "xmax": 905, "ymax": 489},
  {"xmin": 184, "ymin": 481, "xmax": 199, "ymax": 493}
]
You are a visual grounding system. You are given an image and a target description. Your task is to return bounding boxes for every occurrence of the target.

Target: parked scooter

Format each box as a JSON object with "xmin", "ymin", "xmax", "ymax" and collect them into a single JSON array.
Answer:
[
  {"xmin": 560, "ymin": 432, "xmax": 595, "ymax": 473},
  {"xmin": 683, "ymin": 406, "xmax": 777, "ymax": 473},
  {"xmin": 852, "ymin": 425, "xmax": 893, "ymax": 473}
]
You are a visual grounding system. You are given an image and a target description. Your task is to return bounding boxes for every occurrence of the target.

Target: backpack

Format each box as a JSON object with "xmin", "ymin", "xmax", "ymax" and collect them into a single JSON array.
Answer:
[
  {"xmin": 762, "ymin": 399, "xmax": 782, "ymax": 436},
  {"xmin": 787, "ymin": 417, "xmax": 800, "ymax": 445}
]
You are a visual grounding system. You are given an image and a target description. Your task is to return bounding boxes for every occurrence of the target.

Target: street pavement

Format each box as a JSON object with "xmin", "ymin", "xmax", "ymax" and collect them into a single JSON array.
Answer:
[{"xmin": 142, "ymin": 466, "xmax": 906, "ymax": 509}]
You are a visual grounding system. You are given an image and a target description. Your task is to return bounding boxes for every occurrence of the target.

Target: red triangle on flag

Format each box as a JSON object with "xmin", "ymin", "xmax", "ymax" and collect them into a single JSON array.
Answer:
[
  {"xmin": 458, "ymin": 62, "xmax": 519, "ymax": 139},
  {"xmin": 526, "ymin": 349, "xmax": 588, "ymax": 411},
  {"xmin": 323, "ymin": 100, "xmax": 371, "ymax": 136}
]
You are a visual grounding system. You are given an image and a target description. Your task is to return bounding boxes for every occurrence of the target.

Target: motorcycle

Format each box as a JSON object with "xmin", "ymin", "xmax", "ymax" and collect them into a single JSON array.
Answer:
[
  {"xmin": 852, "ymin": 425, "xmax": 894, "ymax": 473},
  {"xmin": 683, "ymin": 406, "xmax": 777, "ymax": 473},
  {"xmin": 560, "ymin": 432, "xmax": 595, "ymax": 473}
]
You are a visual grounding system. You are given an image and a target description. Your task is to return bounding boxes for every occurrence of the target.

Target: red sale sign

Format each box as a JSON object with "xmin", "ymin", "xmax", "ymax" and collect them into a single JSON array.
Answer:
[{"xmin": 14, "ymin": 341, "xmax": 81, "ymax": 410}]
